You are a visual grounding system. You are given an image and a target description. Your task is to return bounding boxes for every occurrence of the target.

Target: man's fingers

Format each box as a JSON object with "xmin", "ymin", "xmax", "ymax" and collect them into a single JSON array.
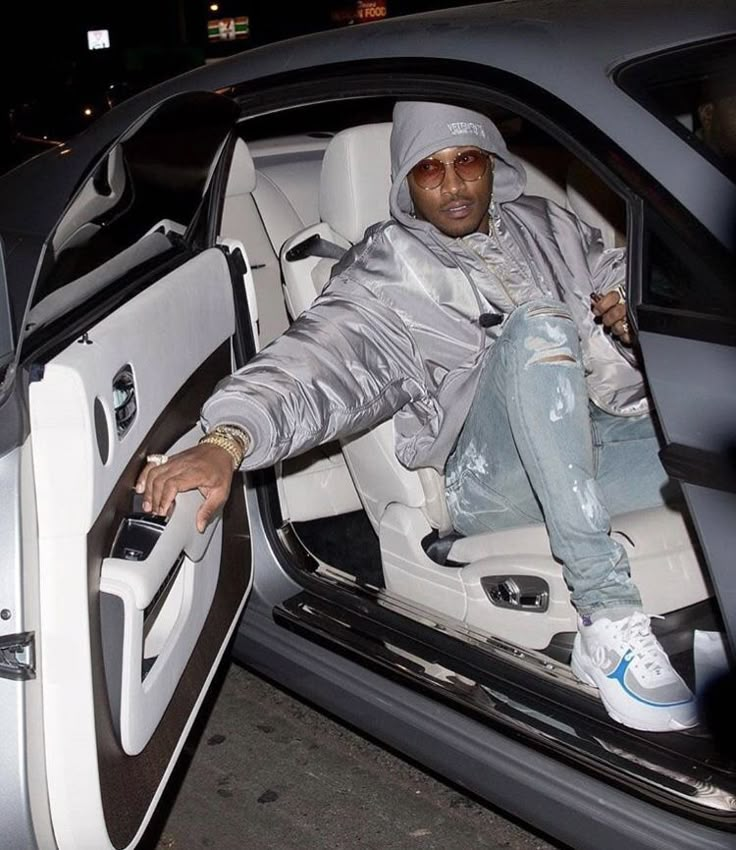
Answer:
[
  {"xmin": 135, "ymin": 460, "xmax": 157, "ymax": 494},
  {"xmin": 196, "ymin": 488, "xmax": 228, "ymax": 533},
  {"xmin": 601, "ymin": 302, "xmax": 627, "ymax": 328},
  {"xmin": 156, "ymin": 476, "xmax": 185, "ymax": 518},
  {"xmin": 613, "ymin": 318, "xmax": 633, "ymax": 344},
  {"xmin": 147, "ymin": 468, "xmax": 171, "ymax": 515},
  {"xmin": 137, "ymin": 444, "xmax": 236, "ymax": 527},
  {"xmin": 591, "ymin": 291, "xmax": 620, "ymax": 316}
]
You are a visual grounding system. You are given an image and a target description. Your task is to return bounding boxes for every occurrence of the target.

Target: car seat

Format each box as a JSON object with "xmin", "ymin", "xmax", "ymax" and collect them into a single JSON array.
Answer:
[{"xmin": 280, "ymin": 123, "xmax": 710, "ymax": 650}]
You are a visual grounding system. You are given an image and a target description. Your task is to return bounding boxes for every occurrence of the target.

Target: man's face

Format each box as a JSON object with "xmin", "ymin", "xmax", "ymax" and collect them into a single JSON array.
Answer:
[
  {"xmin": 407, "ymin": 146, "xmax": 494, "ymax": 238},
  {"xmin": 699, "ymin": 94, "xmax": 736, "ymax": 160}
]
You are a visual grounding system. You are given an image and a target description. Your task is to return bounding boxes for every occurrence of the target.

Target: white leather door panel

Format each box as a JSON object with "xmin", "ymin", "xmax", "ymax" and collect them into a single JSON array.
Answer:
[{"xmin": 29, "ymin": 247, "xmax": 253, "ymax": 850}]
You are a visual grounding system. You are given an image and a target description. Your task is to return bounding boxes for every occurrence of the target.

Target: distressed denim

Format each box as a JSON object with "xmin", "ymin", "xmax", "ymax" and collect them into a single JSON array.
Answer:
[{"xmin": 445, "ymin": 299, "xmax": 673, "ymax": 615}]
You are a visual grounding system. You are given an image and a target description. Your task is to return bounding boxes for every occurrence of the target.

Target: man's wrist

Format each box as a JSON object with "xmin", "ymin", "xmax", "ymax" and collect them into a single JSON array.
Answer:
[{"xmin": 198, "ymin": 424, "xmax": 251, "ymax": 470}]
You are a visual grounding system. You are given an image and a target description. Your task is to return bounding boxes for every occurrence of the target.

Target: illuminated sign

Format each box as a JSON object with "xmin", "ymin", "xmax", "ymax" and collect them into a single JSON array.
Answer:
[
  {"xmin": 207, "ymin": 16, "xmax": 250, "ymax": 41},
  {"xmin": 87, "ymin": 29, "xmax": 111, "ymax": 50},
  {"xmin": 357, "ymin": 0, "xmax": 387, "ymax": 20},
  {"xmin": 331, "ymin": 0, "xmax": 387, "ymax": 24}
]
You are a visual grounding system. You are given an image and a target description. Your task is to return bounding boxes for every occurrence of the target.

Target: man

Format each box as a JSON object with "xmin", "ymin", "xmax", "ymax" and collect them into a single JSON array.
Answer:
[
  {"xmin": 697, "ymin": 75, "xmax": 736, "ymax": 167},
  {"xmin": 137, "ymin": 101, "xmax": 696, "ymax": 733}
]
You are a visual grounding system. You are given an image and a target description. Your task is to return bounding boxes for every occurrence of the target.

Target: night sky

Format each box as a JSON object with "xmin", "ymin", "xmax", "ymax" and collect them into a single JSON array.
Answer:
[
  {"xmin": 0, "ymin": 0, "xmax": 486, "ymax": 172},
  {"xmin": 2, "ymin": 0, "xmax": 478, "ymax": 97}
]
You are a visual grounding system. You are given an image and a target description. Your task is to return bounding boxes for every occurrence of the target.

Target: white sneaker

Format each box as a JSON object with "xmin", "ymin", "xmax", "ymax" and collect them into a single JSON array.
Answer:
[{"xmin": 571, "ymin": 611, "xmax": 697, "ymax": 732}]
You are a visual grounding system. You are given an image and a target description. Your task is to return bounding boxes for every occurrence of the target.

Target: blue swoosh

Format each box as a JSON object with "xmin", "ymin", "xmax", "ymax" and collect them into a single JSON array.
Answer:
[{"xmin": 607, "ymin": 651, "xmax": 692, "ymax": 708}]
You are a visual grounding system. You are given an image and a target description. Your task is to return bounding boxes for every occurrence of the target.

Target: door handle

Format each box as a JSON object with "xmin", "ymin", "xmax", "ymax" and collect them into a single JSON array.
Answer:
[{"xmin": 103, "ymin": 489, "xmax": 219, "ymax": 611}]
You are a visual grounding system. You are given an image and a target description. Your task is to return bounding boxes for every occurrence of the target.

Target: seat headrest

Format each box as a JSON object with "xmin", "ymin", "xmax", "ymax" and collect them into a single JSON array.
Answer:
[
  {"xmin": 319, "ymin": 123, "xmax": 392, "ymax": 244},
  {"xmin": 226, "ymin": 137, "xmax": 257, "ymax": 195}
]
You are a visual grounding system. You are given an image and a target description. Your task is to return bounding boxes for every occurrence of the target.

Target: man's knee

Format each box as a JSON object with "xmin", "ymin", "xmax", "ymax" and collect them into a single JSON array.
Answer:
[{"xmin": 503, "ymin": 300, "xmax": 581, "ymax": 367}]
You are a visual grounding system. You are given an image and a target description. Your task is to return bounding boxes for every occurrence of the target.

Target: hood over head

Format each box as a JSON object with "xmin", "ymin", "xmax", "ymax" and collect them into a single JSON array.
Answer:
[{"xmin": 389, "ymin": 101, "xmax": 527, "ymax": 227}]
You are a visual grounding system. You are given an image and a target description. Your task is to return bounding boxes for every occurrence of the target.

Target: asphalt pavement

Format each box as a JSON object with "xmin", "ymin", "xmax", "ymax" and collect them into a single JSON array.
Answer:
[{"xmin": 142, "ymin": 661, "xmax": 564, "ymax": 850}]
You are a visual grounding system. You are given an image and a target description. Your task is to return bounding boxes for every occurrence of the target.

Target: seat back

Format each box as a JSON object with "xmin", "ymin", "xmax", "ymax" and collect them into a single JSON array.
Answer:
[
  {"xmin": 221, "ymin": 138, "xmax": 304, "ymax": 345},
  {"xmin": 281, "ymin": 123, "xmax": 443, "ymax": 534},
  {"xmin": 281, "ymin": 122, "xmax": 393, "ymax": 315}
]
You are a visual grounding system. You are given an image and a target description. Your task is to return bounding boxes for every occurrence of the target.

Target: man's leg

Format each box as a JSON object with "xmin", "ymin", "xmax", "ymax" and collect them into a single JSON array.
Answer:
[
  {"xmin": 445, "ymin": 299, "xmax": 696, "ymax": 732},
  {"xmin": 446, "ymin": 299, "xmax": 640, "ymax": 614}
]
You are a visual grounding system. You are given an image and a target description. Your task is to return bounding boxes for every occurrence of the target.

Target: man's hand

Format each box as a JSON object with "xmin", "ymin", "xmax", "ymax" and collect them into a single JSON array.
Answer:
[
  {"xmin": 135, "ymin": 443, "xmax": 237, "ymax": 533},
  {"xmin": 591, "ymin": 287, "xmax": 633, "ymax": 346}
]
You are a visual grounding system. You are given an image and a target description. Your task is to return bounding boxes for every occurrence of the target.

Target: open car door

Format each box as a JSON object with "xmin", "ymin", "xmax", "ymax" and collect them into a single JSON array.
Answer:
[
  {"xmin": 634, "ymin": 198, "xmax": 736, "ymax": 660},
  {"xmin": 18, "ymin": 92, "xmax": 254, "ymax": 849}
]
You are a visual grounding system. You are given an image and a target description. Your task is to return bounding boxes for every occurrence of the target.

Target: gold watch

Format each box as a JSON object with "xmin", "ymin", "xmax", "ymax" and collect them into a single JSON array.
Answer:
[{"xmin": 198, "ymin": 424, "xmax": 251, "ymax": 470}]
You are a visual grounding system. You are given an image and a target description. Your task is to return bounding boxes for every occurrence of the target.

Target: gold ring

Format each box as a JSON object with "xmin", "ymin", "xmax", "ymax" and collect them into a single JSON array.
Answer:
[
  {"xmin": 146, "ymin": 453, "xmax": 169, "ymax": 466},
  {"xmin": 620, "ymin": 320, "xmax": 630, "ymax": 335}
]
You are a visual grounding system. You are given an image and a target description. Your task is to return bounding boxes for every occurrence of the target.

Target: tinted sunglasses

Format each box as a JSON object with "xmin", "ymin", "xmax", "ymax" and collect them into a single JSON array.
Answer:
[{"xmin": 410, "ymin": 149, "xmax": 493, "ymax": 190}]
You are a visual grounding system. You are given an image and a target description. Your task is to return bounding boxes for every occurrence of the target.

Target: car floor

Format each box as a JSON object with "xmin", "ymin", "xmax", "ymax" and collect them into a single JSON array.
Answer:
[{"xmin": 140, "ymin": 660, "xmax": 563, "ymax": 850}]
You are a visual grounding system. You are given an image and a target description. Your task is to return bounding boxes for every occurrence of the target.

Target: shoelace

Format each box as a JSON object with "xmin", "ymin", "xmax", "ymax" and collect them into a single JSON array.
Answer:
[{"xmin": 619, "ymin": 612, "xmax": 668, "ymax": 678}]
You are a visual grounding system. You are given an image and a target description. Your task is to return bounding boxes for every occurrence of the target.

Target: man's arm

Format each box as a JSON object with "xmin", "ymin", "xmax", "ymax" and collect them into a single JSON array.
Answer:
[
  {"xmin": 136, "ymin": 273, "xmax": 427, "ymax": 528},
  {"xmin": 201, "ymin": 275, "xmax": 428, "ymax": 468}
]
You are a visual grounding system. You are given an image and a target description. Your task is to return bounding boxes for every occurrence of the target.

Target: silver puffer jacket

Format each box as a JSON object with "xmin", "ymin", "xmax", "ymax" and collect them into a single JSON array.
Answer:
[{"xmin": 202, "ymin": 102, "xmax": 648, "ymax": 473}]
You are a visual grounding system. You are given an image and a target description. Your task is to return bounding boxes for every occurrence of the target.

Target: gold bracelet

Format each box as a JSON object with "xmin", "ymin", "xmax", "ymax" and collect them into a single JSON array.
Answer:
[
  {"xmin": 199, "ymin": 425, "xmax": 250, "ymax": 470},
  {"xmin": 213, "ymin": 424, "xmax": 250, "ymax": 453}
]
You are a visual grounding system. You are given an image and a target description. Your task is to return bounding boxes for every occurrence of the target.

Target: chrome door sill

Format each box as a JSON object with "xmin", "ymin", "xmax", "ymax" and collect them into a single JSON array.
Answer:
[{"xmin": 274, "ymin": 584, "xmax": 736, "ymax": 824}]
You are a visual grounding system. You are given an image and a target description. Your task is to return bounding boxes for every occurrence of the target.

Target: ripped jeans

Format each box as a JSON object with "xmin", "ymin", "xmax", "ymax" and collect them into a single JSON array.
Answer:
[{"xmin": 444, "ymin": 299, "xmax": 672, "ymax": 615}]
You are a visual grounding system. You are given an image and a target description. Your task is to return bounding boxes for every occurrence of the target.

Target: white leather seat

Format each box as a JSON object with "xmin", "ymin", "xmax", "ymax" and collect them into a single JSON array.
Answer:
[
  {"xmin": 221, "ymin": 138, "xmax": 300, "ymax": 346},
  {"xmin": 281, "ymin": 122, "xmax": 393, "ymax": 316},
  {"xmin": 281, "ymin": 124, "xmax": 453, "ymax": 535},
  {"xmin": 222, "ymin": 138, "xmax": 362, "ymax": 523},
  {"xmin": 279, "ymin": 122, "xmax": 709, "ymax": 649}
]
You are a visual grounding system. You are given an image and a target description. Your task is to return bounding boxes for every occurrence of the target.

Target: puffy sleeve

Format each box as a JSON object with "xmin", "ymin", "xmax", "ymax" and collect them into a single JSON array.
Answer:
[{"xmin": 201, "ymin": 273, "xmax": 428, "ymax": 470}]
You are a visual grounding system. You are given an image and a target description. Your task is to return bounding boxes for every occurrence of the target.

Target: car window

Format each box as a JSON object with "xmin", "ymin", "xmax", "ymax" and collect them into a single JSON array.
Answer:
[
  {"xmin": 34, "ymin": 92, "xmax": 237, "ymax": 307},
  {"xmin": 614, "ymin": 36, "xmax": 736, "ymax": 180},
  {"xmin": 642, "ymin": 208, "xmax": 735, "ymax": 332}
]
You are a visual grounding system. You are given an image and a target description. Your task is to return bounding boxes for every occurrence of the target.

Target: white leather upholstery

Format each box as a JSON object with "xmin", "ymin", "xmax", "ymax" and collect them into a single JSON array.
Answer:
[
  {"xmin": 252, "ymin": 170, "xmax": 306, "ymax": 257},
  {"xmin": 222, "ymin": 138, "xmax": 361, "ymax": 522},
  {"xmin": 319, "ymin": 123, "xmax": 393, "ymax": 243},
  {"xmin": 227, "ymin": 137, "xmax": 257, "ymax": 194},
  {"xmin": 221, "ymin": 139, "xmax": 293, "ymax": 346},
  {"xmin": 523, "ymin": 159, "xmax": 568, "ymax": 208},
  {"xmin": 281, "ymin": 123, "xmax": 393, "ymax": 316},
  {"xmin": 281, "ymin": 223, "xmax": 350, "ymax": 319}
]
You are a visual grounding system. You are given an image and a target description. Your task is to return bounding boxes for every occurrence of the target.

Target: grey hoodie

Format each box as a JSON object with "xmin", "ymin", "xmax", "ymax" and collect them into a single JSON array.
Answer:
[
  {"xmin": 389, "ymin": 100, "xmax": 527, "ymax": 218},
  {"xmin": 202, "ymin": 102, "xmax": 646, "ymax": 473}
]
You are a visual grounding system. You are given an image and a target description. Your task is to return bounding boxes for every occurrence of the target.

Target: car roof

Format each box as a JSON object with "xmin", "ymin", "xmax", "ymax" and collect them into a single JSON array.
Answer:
[
  {"xmin": 0, "ymin": 0, "xmax": 733, "ymax": 326},
  {"xmin": 2, "ymin": 0, "xmax": 733, "ymax": 230}
]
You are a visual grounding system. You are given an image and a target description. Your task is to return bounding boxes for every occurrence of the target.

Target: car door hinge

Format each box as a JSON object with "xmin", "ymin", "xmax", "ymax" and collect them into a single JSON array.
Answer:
[{"xmin": 0, "ymin": 632, "xmax": 36, "ymax": 680}]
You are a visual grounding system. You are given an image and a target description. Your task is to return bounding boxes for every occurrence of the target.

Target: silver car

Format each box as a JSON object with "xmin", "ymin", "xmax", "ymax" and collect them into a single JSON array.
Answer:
[{"xmin": 1, "ymin": 1, "xmax": 734, "ymax": 848}]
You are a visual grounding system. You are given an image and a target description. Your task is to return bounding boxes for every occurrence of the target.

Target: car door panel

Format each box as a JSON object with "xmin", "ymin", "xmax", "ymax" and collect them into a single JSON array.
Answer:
[
  {"xmin": 29, "ymin": 247, "xmax": 251, "ymax": 849},
  {"xmin": 100, "ymin": 429, "xmax": 222, "ymax": 757},
  {"xmin": 637, "ymin": 329, "xmax": 736, "ymax": 652}
]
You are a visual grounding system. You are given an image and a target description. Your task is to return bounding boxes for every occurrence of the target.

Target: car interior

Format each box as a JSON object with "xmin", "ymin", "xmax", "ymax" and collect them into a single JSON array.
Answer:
[
  {"xmin": 216, "ymin": 98, "xmax": 736, "ymax": 807},
  {"xmin": 39, "ymin": 91, "xmax": 733, "ymax": 821}
]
